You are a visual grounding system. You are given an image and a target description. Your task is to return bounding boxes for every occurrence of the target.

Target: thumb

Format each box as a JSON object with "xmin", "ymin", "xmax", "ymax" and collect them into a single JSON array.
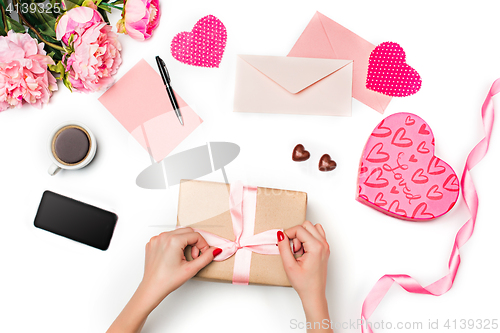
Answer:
[
  {"xmin": 277, "ymin": 230, "xmax": 297, "ymax": 272},
  {"xmin": 187, "ymin": 247, "xmax": 219, "ymax": 275}
]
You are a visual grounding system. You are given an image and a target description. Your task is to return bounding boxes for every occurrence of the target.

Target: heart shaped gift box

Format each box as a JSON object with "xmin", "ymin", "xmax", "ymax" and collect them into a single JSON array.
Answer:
[{"xmin": 356, "ymin": 113, "xmax": 459, "ymax": 221}]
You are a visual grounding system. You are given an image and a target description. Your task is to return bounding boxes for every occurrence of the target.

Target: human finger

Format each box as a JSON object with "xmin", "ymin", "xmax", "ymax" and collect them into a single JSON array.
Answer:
[
  {"xmin": 191, "ymin": 245, "xmax": 200, "ymax": 259},
  {"xmin": 284, "ymin": 225, "xmax": 317, "ymax": 244},
  {"xmin": 186, "ymin": 247, "xmax": 220, "ymax": 275},
  {"xmin": 176, "ymin": 232, "xmax": 210, "ymax": 252},
  {"xmin": 285, "ymin": 225, "xmax": 324, "ymax": 254},
  {"xmin": 292, "ymin": 238, "xmax": 302, "ymax": 253},
  {"xmin": 315, "ymin": 223, "xmax": 326, "ymax": 239},
  {"xmin": 302, "ymin": 220, "xmax": 323, "ymax": 241},
  {"xmin": 170, "ymin": 227, "xmax": 193, "ymax": 235},
  {"xmin": 277, "ymin": 230, "xmax": 298, "ymax": 271}
]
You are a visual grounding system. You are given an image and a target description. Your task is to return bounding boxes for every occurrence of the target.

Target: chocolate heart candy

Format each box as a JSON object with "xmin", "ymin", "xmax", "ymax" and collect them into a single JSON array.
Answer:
[
  {"xmin": 319, "ymin": 154, "xmax": 337, "ymax": 171},
  {"xmin": 292, "ymin": 144, "xmax": 310, "ymax": 162}
]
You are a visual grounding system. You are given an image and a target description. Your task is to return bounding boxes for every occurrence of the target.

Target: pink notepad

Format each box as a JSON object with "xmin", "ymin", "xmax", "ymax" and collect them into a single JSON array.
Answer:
[{"xmin": 99, "ymin": 59, "xmax": 203, "ymax": 162}]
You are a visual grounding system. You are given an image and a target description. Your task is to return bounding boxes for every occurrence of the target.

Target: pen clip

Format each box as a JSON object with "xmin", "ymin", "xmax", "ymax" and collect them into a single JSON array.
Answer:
[{"xmin": 155, "ymin": 56, "xmax": 170, "ymax": 84}]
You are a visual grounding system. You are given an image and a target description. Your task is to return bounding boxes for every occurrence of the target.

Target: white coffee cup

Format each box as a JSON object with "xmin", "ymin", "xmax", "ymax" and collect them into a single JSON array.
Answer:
[{"xmin": 47, "ymin": 121, "xmax": 97, "ymax": 176}]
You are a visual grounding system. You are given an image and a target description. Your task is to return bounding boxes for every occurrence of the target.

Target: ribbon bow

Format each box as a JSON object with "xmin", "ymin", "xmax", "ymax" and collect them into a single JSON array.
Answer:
[{"xmin": 194, "ymin": 182, "xmax": 281, "ymax": 285}]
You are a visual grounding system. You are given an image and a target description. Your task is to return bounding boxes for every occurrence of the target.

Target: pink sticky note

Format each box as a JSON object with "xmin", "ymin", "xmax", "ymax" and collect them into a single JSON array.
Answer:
[
  {"xmin": 356, "ymin": 113, "xmax": 459, "ymax": 221},
  {"xmin": 99, "ymin": 59, "xmax": 203, "ymax": 162}
]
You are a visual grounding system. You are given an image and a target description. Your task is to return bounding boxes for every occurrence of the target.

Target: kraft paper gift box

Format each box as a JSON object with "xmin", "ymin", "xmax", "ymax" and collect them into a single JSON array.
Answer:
[{"xmin": 177, "ymin": 180, "xmax": 307, "ymax": 286}]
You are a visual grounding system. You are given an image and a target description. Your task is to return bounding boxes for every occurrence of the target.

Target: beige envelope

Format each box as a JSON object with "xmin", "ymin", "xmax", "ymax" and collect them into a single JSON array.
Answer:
[{"xmin": 234, "ymin": 55, "xmax": 353, "ymax": 116}]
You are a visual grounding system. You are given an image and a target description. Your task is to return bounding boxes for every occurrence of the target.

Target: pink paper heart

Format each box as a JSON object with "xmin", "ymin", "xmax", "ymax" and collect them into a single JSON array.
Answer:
[
  {"xmin": 356, "ymin": 112, "xmax": 459, "ymax": 221},
  {"xmin": 366, "ymin": 42, "xmax": 422, "ymax": 97},
  {"xmin": 171, "ymin": 15, "xmax": 227, "ymax": 68}
]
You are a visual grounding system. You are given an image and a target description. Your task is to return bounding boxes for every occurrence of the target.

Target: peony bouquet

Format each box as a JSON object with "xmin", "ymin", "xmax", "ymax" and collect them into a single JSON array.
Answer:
[{"xmin": 0, "ymin": 0, "xmax": 160, "ymax": 111}]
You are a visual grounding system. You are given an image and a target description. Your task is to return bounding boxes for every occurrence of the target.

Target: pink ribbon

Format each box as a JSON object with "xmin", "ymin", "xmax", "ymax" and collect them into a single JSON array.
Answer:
[
  {"xmin": 194, "ymin": 182, "xmax": 281, "ymax": 285},
  {"xmin": 360, "ymin": 79, "xmax": 500, "ymax": 333}
]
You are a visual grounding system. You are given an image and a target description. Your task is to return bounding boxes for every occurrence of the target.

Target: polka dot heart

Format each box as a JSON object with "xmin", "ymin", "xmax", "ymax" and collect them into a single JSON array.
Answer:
[
  {"xmin": 171, "ymin": 15, "xmax": 227, "ymax": 68},
  {"xmin": 366, "ymin": 42, "xmax": 422, "ymax": 97}
]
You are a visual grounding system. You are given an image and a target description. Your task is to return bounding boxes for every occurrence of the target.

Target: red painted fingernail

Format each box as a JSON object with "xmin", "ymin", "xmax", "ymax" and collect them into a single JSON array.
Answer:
[
  {"xmin": 277, "ymin": 230, "xmax": 285, "ymax": 242},
  {"xmin": 293, "ymin": 243, "xmax": 296, "ymax": 253},
  {"xmin": 213, "ymin": 248, "xmax": 222, "ymax": 257}
]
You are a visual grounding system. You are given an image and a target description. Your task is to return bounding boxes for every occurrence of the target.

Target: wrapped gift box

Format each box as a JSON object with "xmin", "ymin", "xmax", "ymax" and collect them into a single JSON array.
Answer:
[{"xmin": 177, "ymin": 180, "xmax": 307, "ymax": 286}]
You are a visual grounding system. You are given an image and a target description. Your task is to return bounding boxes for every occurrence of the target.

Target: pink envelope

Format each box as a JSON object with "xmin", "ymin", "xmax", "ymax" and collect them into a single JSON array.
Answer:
[
  {"xmin": 288, "ymin": 12, "xmax": 392, "ymax": 113},
  {"xmin": 98, "ymin": 59, "xmax": 203, "ymax": 162}
]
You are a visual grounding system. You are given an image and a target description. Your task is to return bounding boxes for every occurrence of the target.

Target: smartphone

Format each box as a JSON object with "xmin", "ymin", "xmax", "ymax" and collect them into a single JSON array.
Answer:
[{"xmin": 34, "ymin": 191, "xmax": 118, "ymax": 251}]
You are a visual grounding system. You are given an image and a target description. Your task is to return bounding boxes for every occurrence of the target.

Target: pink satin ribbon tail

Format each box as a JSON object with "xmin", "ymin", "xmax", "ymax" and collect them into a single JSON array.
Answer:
[{"xmin": 360, "ymin": 79, "xmax": 499, "ymax": 333}]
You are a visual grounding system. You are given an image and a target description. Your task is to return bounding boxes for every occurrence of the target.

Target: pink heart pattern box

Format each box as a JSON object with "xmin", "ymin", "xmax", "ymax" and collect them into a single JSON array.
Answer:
[{"xmin": 356, "ymin": 113, "xmax": 459, "ymax": 221}]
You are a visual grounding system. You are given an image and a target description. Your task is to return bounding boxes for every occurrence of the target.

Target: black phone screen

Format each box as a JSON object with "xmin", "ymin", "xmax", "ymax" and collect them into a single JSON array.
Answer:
[{"xmin": 34, "ymin": 191, "xmax": 118, "ymax": 250}]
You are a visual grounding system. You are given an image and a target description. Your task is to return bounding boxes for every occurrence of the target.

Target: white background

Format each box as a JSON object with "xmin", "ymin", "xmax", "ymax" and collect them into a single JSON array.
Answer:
[{"xmin": 1, "ymin": 0, "xmax": 499, "ymax": 332}]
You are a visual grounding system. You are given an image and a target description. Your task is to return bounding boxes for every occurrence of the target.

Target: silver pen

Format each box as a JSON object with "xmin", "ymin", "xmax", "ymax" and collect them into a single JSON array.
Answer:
[{"xmin": 155, "ymin": 56, "xmax": 184, "ymax": 126}]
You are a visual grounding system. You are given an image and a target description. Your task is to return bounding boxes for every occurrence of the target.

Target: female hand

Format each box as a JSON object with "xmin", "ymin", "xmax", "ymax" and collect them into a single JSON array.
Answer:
[
  {"xmin": 277, "ymin": 221, "xmax": 332, "ymax": 332},
  {"xmin": 141, "ymin": 227, "xmax": 221, "ymax": 303},
  {"xmin": 107, "ymin": 228, "xmax": 220, "ymax": 333}
]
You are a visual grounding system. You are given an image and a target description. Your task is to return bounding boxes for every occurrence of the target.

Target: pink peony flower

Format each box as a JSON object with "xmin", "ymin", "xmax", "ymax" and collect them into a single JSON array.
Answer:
[
  {"xmin": 116, "ymin": 0, "xmax": 160, "ymax": 41},
  {"xmin": 0, "ymin": 31, "xmax": 58, "ymax": 112},
  {"xmin": 56, "ymin": 7, "xmax": 122, "ymax": 93},
  {"xmin": 56, "ymin": 6, "xmax": 103, "ymax": 45}
]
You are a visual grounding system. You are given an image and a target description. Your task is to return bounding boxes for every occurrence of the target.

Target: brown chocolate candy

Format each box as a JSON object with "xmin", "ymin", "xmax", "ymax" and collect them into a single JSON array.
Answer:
[
  {"xmin": 319, "ymin": 154, "xmax": 337, "ymax": 171},
  {"xmin": 292, "ymin": 144, "xmax": 310, "ymax": 162}
]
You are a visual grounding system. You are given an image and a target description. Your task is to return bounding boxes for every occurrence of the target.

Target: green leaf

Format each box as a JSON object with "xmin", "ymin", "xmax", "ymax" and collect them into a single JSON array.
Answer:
[
  {"xmin": 48, "ymin": 50, "xmax": 63, "ymax": 62},
  {"xmin": 43, "ymin": 36, "xmax": 65, "ymax": 57},
  {"xmin": 67, "ymin": 33, "xmax": 74, "ymax": 45},
  {"xmin": 48, "ymin": 61, "xmax": 65, "ymax": 75},
  {"xmin": 22, "ymin": 9, "xmax": 58, "ymax": 39},
  {"xmin": 98, "ymin": 4, "xmax": 111, "ymax": 13},
  {"xmin": 62, "ymin": 76, "xmax": 73, "ymax": 92},
  {"xmin": 6, "ymin": 17, "xmax": 26, "ymax": 33},
  {"xmin": 97, "ymin": 7, "xmax": 109, "ymax": 23},
  {"xmin": 0, "ymin": 7, "xmax": 7, "ymax": 36},
  {"xmin": 64, "ymin": 0, "xmax": 83, "ymax": 10},
  {"xmin": 50, "ymin": 0, "xmax": 64, "ymax": 17},
  {"xmin": 48, "ymin": 60, "xmax": 73, "ymax": 92},
  {"xmin": 35, "ymin": 29, "xmax": 58, "ymax": 44},
  {"xmin": 27, "ymin": 28, "xmax": 38, "ymax": 39},
  {"xmin": 27, "ymin": 28, "xmax": 64, "ymax": 61}
]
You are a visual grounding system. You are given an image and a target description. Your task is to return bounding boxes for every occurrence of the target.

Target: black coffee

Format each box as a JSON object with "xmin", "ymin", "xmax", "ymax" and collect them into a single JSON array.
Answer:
[{"xmin": 53, "ymin": 127, "xmax": 90, "ymax": 165}]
